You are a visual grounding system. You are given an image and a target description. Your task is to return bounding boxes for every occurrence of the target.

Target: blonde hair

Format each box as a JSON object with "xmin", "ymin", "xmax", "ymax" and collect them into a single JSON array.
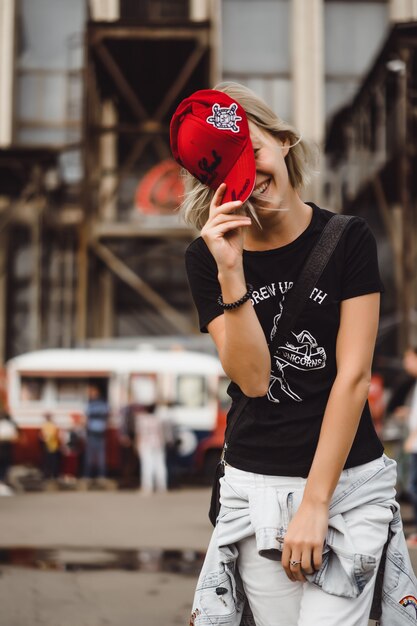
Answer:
[{"xmin": 179, "ymin": 82, "xmax": 318, "ymax": 231}]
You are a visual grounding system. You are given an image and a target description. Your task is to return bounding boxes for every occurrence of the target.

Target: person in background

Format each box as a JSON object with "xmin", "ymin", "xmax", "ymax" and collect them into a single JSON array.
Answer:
[
  {"xmin": 136, "ymin": 403, "xmax": 168, "ymax": 495},
  {"xmin": 157, "ymin": 399, "xmax": 178, "ymax": 489},
  {"xmin": 83, "ymin": 383, "xmax": 110, "ymax": 482},
  {"xmin": 60, "ymin": 412, "xmax": 86, "ymax": 481},
  {"xmin": 118, "ymin": 399, "xmax": 141, "ymax": 488},
  {"xmin": 39, "ymin": 413, "xmax": 61, "ymax": 481},
  {"xmin": 0, "ymin": 411, "xmax": 19, "ymax": 495}
]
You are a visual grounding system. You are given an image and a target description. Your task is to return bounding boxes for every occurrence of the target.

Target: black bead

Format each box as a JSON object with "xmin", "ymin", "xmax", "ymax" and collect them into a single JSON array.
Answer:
[{"xmin": 217, "ymin": 284, "xmax": 253, "ymax": 310}]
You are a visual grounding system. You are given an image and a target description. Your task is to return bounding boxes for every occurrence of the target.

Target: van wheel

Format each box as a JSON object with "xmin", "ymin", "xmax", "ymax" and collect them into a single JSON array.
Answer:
[{"xmin": 202, "ymin": 449, "xmax": 221, "ymax": 485}]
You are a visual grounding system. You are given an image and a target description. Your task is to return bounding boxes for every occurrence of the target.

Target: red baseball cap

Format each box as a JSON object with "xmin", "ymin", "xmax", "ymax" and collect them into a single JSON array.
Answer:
[{"xmin": 170, "ymin": 89, "xmax": 256, "ymax": 204}]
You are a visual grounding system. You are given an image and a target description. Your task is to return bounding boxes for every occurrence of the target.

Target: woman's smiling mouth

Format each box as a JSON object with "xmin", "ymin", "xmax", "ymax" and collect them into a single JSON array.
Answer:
[{"xmin": 253, "ymin": 178, "xmax": 271, "ymax": 195}]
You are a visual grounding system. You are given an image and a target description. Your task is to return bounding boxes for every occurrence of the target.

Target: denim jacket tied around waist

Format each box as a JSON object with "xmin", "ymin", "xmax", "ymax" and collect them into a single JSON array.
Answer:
[{"xmin": 189, "ymin": 455, "xmax": 417, "ymax": 626}]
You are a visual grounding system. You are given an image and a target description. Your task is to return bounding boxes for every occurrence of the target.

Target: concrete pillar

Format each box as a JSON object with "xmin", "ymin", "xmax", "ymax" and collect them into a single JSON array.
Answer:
[
  {"xmin": 0, "ymin": 0, "xmax": 15, "ymax": 147},
  {"xmin": 89, "ymin": 0, "xmax": 119, "ymax": 21},
  {"xmin": 389, "ymin": 0, "xmax": 417, "ymax": 22},
  {"xmin": 190, "ymin": 0, "xmax": 209, "ymax": 21},
  {"xmin": 291, "ymin": 0, "xmax": 325, "ymax": 145},
  {"xmin": 190, "ymin": 0, "xmax": 221, "ymax": 88},
  {"xmin": 208, "ymin": 0, "xmax": 222, "ymax": 87},
  {"xmin": 291, "ymin": 0, "xmax": 324, "ymax": 204},
  {"xmin": 99, "ymin": 101, "xmax": 117, "ymax": 221}
]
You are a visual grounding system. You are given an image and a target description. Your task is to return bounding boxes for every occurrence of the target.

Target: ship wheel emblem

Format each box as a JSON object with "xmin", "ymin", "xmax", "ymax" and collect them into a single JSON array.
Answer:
[{"xmin": 206, "ymin": 103, "xmax": 242, "ymax": 133}]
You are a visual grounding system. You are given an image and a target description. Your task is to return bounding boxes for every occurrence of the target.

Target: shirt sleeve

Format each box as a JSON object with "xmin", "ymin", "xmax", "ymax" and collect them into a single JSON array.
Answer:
[
  {"xmin": 340, "ymin": 217, "xmax": 384, "ymax": 300},
  {"xmin": 185, "ymin": 238, "xmax": 224, "ymax": 333}
]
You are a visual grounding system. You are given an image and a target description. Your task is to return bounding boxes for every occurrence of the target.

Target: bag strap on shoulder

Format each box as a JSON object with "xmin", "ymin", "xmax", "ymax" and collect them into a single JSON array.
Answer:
[
  {"xmin": 224, "ymin": 213, "xmax": 353, "ymax": 442},
  {"xmin": 269, "ymin": 214, "xmax": 352, "ymax": 354}
]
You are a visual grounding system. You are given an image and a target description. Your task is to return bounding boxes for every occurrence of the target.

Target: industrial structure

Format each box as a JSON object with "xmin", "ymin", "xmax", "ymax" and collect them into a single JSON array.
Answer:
[
  {"xmin": 324, "ymin": 19, "xmax": 417, "ymax": 354},
  {"xmin": 0, "ymin": 0, "xmax": 416, "ymax": 363}
]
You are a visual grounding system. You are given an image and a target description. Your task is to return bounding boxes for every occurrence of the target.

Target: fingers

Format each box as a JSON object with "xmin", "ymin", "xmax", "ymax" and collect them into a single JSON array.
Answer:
[
  {"xmin": 301, "ymin": 552, "xmax": 315, "ymax": 576},
  {"xmin": 211, "ymin": 199, "xmax": 244, "ymax": 216},
  {"xmin": 282, "ymin": 544, "xmax": 297, "ymax": 582},
  {"xmin": 203, "ymin": 184, "xmax": 251, "ymax": 238},
  {"xmin": 312, "ymin": 545, "xmax": 323, "ymax": 572},
  {"xmin": 211, "ymin": 182, "xmax": 227, "ymax": 209},
  {"xmin": 282, "ymin": 545, "xmax": 316, "ymax": 582},
  {"xmin": 210, "ymin": 183, "xmax": 243, "ymax": 216},
  {"xmin": 290, "ymin": 557, "xmax": 307, "ymax": 583},
  {"xmin": 202, "ymin": 218, "xmax": 251, "ymax": 240},
  {"xmin": 210, "ymin": 213, "xmax": 251, "ymax": 228}
]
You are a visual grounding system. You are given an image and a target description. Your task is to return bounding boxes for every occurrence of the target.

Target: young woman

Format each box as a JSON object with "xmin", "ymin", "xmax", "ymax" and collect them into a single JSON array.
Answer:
[{"xmin": 170, "ymin": 83, "xmax": 401, "ymax": 626}]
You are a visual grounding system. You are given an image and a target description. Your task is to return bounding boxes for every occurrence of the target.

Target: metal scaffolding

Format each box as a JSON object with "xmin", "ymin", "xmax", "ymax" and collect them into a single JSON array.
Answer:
[
  {"xmin": 324, "ymin": 22, "xmax": 417, "ymax": 352},
  {"xmin": 0, "ymin": 11, "xmax": 213, "ymax": 362},
  {"xmin": 83, "ymin": 17, "xmax": 212, "ymax": 340}
]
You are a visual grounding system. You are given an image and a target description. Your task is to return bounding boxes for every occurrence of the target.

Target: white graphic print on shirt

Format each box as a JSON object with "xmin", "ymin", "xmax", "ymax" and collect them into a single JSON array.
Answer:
[{"xmin": 267, "ymin": 297, "xmax": 327, "ymax": 404}]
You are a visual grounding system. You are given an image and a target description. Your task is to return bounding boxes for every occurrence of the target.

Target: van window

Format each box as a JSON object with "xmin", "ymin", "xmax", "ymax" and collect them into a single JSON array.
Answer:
[
  {"xmin": 55, "ymin": 378, "xmax": 89, "ymax": 403},
  {"xmin": 20, "ymin": 376, "xmax": 45, "ymax": 402},
  {"xmin": 177, "ymin": 375, "xmax": 207, "ymax": 407},
  {"xmin": 130, "ymin": 374, "xmax": 157, "ymax": 405}
]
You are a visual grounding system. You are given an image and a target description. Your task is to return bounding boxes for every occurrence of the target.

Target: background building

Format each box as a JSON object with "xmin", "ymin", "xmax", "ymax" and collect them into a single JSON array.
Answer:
[{"xmin": 0, "ymin": 0, "xmax": 415, "ymax": 363}]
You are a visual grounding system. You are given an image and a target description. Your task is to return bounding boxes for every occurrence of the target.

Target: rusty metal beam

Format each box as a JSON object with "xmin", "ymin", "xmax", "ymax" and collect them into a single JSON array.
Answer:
[
  {"xmin": 76, "ymin": 222, "xmax": 88, "ymax": 344},
  {"xmin": 153, "ymin": 135, "xmax": 171, "ymax": 161},
  {"xmin": 94, "ymin": 41, "xmax": 148, "ymax": 121},
  {"xmin": 91, "ymin": 123, "xmax": 168, "ymax": 134},
  {"xmin": 154, "ymin": 42, "xmax": 206, "ymax": 121},
  {"xmin": 91, "ymin": 26, "xmax": 210, "ymax": 43},
  {"xmin": 91, "ymin": 220, "xmax": 195, "ymax": 239},
  {"xmin": 100, "ymin": 133, "xmax": 153, "ymax": 213},
  {"xmin": 0, "ymin": 201, "xmax": 16, "ymax": 233},
  {"xmin": 90, "ymin": 239, "xmax": 194, "ymax": 334}
]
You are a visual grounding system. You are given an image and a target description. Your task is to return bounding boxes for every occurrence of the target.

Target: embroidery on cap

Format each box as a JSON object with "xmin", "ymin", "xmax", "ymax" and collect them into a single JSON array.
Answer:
[
  {"xmin": 231, "ymin": 178, "xmax": 250, "ymax": 201},
  {"xmin": 399, "ymin": 595, "xmax": 417, "ymax": 616},
  {"xmin": 198, "ymin": 149, "xmax": 222, "ymax": 185},
  {"xmin": 206, "ymin": 103, "xmax": 242, "ymax": 133}
]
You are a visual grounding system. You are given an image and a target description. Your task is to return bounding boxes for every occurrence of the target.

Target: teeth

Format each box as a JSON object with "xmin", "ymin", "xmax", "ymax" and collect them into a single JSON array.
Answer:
[{"xmin": 255, "ymin": 179, "xmax": 269, "ymax": 194}]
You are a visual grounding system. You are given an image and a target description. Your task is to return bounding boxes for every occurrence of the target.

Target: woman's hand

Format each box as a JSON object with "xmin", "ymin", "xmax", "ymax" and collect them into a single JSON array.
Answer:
[
  {"xmin": 281, "ymin": 500, "xmax": 329, "ymax": 582},
  {"xmin": 201, "ymin": 183, "xmax": 252, "ymax": 272}
]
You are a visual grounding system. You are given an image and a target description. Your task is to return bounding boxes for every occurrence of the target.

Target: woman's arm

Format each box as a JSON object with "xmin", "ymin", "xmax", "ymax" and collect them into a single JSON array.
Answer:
[
  {"xmin": 282, "ymin": 292, "xmax": 380, "ymax": 581},
  {"xmin": 203, "ymin": 184, "xmax": 271, "ymax": 397},
  {"xmin": 207, "ymin": 305, "xmax": 270, "ymax": 398}
]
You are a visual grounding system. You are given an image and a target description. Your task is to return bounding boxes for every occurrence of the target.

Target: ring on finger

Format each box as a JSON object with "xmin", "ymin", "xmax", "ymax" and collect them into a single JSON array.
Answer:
[{"xmin": 290, "ymin": 559, "xmax": 302, "ymax": 566}]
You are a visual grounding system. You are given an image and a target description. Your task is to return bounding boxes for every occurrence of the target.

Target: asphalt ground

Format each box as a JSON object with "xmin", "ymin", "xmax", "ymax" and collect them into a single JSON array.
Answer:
[
  {"xmin": 0, "ymin": 486, "xmax": 416, "ymax": 626},
  {"xmin": 0, "ymin": 487, "xmax": 212, "ymax": 626}
]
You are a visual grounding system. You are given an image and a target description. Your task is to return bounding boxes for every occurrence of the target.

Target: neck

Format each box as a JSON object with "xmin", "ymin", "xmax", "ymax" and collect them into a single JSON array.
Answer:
[{"xmin": 244, "ymin": 194, "xmax": 313, "ymax": 251}]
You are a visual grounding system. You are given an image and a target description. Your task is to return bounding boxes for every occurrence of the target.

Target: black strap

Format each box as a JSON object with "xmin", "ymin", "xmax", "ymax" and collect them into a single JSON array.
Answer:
[
  {"xmin": 223, "ymin": 214, "xmax": 353, "ymax": 446},
  {"xmin": 270, "ymin": 214, "xmax": 352, "ymax": 353}
]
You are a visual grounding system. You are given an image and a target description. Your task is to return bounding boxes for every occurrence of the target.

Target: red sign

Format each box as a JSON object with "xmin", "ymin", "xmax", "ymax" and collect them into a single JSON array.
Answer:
[{"xmin": 135, "ymin": 159, "xmax": 185, "ymax": 215}]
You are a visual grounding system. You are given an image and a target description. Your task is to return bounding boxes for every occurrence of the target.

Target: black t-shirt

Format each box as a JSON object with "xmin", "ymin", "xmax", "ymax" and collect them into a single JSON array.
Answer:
[{"xmin": 185, "ymin": 203, "xmax": 384, "ymax": 477}]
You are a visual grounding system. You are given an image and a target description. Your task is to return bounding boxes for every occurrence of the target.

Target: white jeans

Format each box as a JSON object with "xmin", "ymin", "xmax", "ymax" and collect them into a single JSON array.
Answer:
[
  {"xmin": 225, "ymin": 463, "xmax": 393, "ymax": 626},
  {"xmin": 138, "ymin": 446, "xmax": 167, "ymax": 492}
]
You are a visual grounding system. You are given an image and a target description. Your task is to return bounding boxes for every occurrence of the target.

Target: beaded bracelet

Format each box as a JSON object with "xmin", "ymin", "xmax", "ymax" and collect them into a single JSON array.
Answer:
[{"xmin": 217, "ymin": 284, "xmax": 254, "ymax": 310}]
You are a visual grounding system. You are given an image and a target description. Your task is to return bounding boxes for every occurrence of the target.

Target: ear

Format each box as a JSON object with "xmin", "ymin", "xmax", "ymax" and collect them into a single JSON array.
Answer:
[{"xmin": 280, "ymin": 137, "xmax": 290, "ymax": 158}]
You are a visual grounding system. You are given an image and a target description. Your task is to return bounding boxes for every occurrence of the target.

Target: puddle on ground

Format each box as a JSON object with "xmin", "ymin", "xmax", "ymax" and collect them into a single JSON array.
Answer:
[{"xmin": 0, "ymin": 547, "xmax": 205, "ymax": 575}]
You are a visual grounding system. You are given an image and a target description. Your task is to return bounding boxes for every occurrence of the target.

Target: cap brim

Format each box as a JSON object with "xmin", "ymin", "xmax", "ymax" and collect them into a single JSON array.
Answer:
[{"xmin": 222, "ymin": 140, "xmax": 256, "ymax": 204}]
